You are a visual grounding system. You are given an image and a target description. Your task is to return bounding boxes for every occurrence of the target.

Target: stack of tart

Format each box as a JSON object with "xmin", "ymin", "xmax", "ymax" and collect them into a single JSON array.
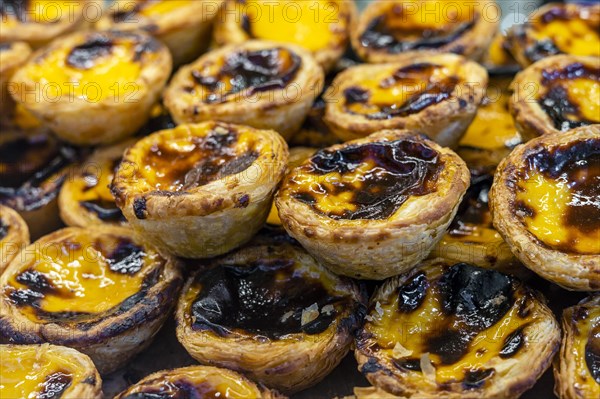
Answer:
[{"xmin": 0, "ymin": 1, "xmax": 598, "ymax": 398}]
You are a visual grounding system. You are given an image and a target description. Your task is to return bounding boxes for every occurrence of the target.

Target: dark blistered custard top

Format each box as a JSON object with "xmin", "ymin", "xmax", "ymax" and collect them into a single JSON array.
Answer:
[
  {"xmin": 359, "ymin": 2, "xmax": 477, "ymax": 54},
  {"xmin": 3, "ymin": 231, "xmax": 165, "ymax": 323},
  {"xmin": 136, "ymin": 127, "xmax": 258, "ymax": 193},
  {"xmin": 0, "ymin": 218, "xmax": 8, "ymax": 241},
  {"xmin": 286, "ymin": 139, "xmax": 443, "ymax": 220},
  {"xmin": 537, "ymin": 63, "xmax": 600, "ymax": 131},
  {"xmin": 587, "ymin": 323, "xmax": 600, "ymax": 385},
  {"xmin": 0, "ymin": 133, "xmax": 76, "ymax": 211},
  {"xmin": 189, "ymin": 48, "xmax": 301, "ymax": 103},
  {"xmin": 519, "ymin": 5, "xmax": 600, "ymax": 63},
  {"xmin": 513, "ymin": 138, "xmax": 600, "ymax": 254},
  {"xmin": 77, "ymin": 159, "xmax": 126, "ymax": 223},
  {"xmin": 342, "ymin": 63, "xmax": 459, "ymax": 120},
  {"xmin": 185, "ymin": 246, "xmax": 354, "ymax": 340},
  {"xmin": 360, "ymin": 261, "xmax": 545, "ymax": 387}
]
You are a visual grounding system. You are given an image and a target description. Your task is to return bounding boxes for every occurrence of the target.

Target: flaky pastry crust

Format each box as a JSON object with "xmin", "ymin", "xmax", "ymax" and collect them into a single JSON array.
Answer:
[
  {"xmin": 164, "ymin": 40, "xmax": 324, "ymax": 141},
  {"xmin": 509, "ymin": 55, "xmax": 600, "ymax": 140},
  {"xmin": 111, "ymin": 121, "xmax": 288, "ymax": 258},
  {"xmin": 0, "ymin": 204, "xmax": 30, "ymax": 274},
  {"xmin": 490, "ymin": 125, "xmax": 600, "ymax": 291},
  {"xmin": 351, "ymin": 0, "xmax": 499, "ymax": 63},
  {"xmin": 323, "ymin": 53, "xmax": 488, "ymax": 147},
  {"xmin": 175, "ymin": 239, "xmax": 365, "ymax": 393},
  {"xmin": 10, "ymin": 30, "xmax": 172, "ymax": 145},
  {"xmin": 0, "ymin": 226, "xmax": 183, "ymax": 374},
  {"xmin": 276, "ymin": 129, "xmax": 470, "ymax": 280},
  {"xmin": 355, "ymin": 258, "xmax": 561, "ymax": 399}
]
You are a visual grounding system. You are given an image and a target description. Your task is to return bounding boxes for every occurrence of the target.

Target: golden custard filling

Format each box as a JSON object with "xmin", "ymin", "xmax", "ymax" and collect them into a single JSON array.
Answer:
[
  {"xmin": 184, "ymin": 47, "xmax": 301, "ymax": 104},
  {"xmin": 22, "ymin": 31, "xmax": 161, "ymax": 101},
  {"xmin": 359, "ymin": 0, "xmax": 478, "ymax": 54},
  {"xmin": 119, "ymin": 367, "xmax": 264, "ymax": 399},
  {"xmin": 569, "ymin": 300, "xmax": 600, "ymax": 395},
  {"xmin": 0, "ymin": 345, "xmax": 89, "ymax": 399},
  {"xmin": 111, "ymin": 0, "xmax": 195, "ymax": 21},
  {"xmin": 459, "ymin": 78, "xmax": 520, "ymax": 151},
  {"xmin": 124, "ymin": 123, "xmax": 261, "ymax": 195},
  {"xmin": 536, "ymin": 63, "xmax": 600, "ymax": 131},
  {"xmin": 72, "ymin": 157, "xmax": 125, "ymax": 223},
  {"xmin": 182, "ymin": 244, "xmax": 354, "ymax": 340},
  {"xmin": 0, "ymin": 0, "xmax": 83, "ymax": 27},
  {"xmin": 514, "ymin": 138, "xmax": 600, "ymax": 254},
  {"xmin": 233, "ymin": 0, "xmax": 348, "ymax": 52},
  {"xmin": 341, "ymin": 63, "xmax": 461, "ymax": 120},
  {"xmin": 284, "ymin": 139, "xmax": 443, "ymax": 220},
  {"xmin": 3, "ymin": 230, "xmax": 164, "ymax": 322},
  {"xmin": 363, "ymin": 262, "xmax": 544, "ymax": 387},
  {"xmin": 526, "ymin": 5, "xmax": 600, "ymax": 59}
]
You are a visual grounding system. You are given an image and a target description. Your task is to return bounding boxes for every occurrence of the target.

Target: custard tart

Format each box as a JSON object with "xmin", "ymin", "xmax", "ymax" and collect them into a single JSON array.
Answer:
[
  {"xmin": 0, "ymin": 129, "xmax": 78, "ymax": 239},
  {"xmin": 355, "ymin": 258, "xmax": 561, "ymax": 399},
  {"xmin": 276, "ymin": 129, "xmax": 470, "ymax": 280},
  {"xmin": 214, "ymin": 0, "xmax": 356, "ymax": 72},
  {"xmin": 0, "ymin": 344, "xmax": 103, "ymax": 399},
  {"xmin": 111, "ymin": 121, "xmax": 288, "ymax": 258},
  {"xmin": 10, "ymin": 30, "xmax": 172, "ymax": 146},
  {"xmin": 0, "ymin": 226, "xmax": 182, "ymax": 374},
  {"xmin": 96, "ymin": 0, "xmax": 223, "ymax": 66},
  {"xmin": 323, "ymin": 53, "xmax": 488, "ymax": 146},
  {"xmin": 164, "ymin": 40, "xmax": 324, "ymax": 141},
  {"xmin": 351, "ymin": 0, "xmax": 499, "ymax": 63},
  {"xmin": 509, "ymin": 55, "xmax": 600, "ymax": 140},
  {"xmin": 115, "ymin": 365, "xmax": 283, "ymax": 399},
  {"xmin": 175, "ymin": 238, "xmax": 365, "ymax": 393},
  {"xmin": 59, "ymin": 139, "xmax": 135, "ymax": 228},
  {"xmin": 490, "ymin": 125, "xmax": 600, "ymax": 291},
  {"xmin": 506, "ymin": 3, "xmax": 600, "ymax": 67},
  {"xmin": 0, "ymin": 41, "xmax": 31, "ymax": 118},
  {"xmin": 429, "ymin": 174, "xmax": 527, "ymax": 279},
  {"xmin": 0, "ymin": 0, "xmax": 89, "ymax": 48},
  {"xmin": 457, "ymin": 77, "xmax": 522, "ymax": 176},
  {"xmin": 554, "ymin": 295, "xmax": 600, "ymax": 399},
  {"xmin": 0, "ymin": 204, "xmax": 29, "ymax": 274}
]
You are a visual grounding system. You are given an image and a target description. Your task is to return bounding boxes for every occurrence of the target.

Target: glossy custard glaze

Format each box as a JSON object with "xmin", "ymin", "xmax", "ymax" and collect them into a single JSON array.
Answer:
[
  {"xmin": 290, "ymin": 139, "xmax": 443, "ymax": 220},
  {"xmin": 189, "ymin": 256, "xmax": 350, "ymax": 339},
  {"xmin": 138, "ymin": 127, "xmax": 258, "ymax": 192},
  {"xmin": 0, "ymin": 345, "xmax": 91, "ymax": 399},
  {"xmin": 23, "ymin": 31, "xmax": 161, "ymax": 101},
  {"xmin": 118, "ymin": 367, "xmax": 263, "ymax": 399},
  {"xmin": 360, "ymin": 261, "xmax": 545, "ymax": 387},
  {"xmin": 538, "ymin": 63, "xmax": 600, "ymax": 131},
  {"xmin": 190, "ymin": 48, "xmax": 301, "ymax": 103},
  {"xmin": 3, "ymin": 231, "xmax": 165, "ymax": 322},
  {"xmin": 514, "ymin": 138, "xmax": 600, "ymax": 254},
  {"xmin": 238, "ymin": 0, "xmax": 348, "ymax": 52},
  {"xmin": 0, "ymin": 133, "xmax": 76, "ymax": 211},
  {"xmin": 359, "ymin": 2, "xmax": 477, "ymax": 54},
  {"xmin": 343, "ymin": 63, "xmax": 459, "ymax": 120},
  {"xmin": 522, "ymin": 5, "xmax": 600, "ymax": 61}
]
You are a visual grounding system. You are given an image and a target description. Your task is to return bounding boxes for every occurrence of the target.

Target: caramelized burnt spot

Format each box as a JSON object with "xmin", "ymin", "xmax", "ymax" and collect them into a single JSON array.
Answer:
[
  {"xmin": 79, "ymin": 159, "xmax": 126, "ymax": 222},
  {"xmin": 80, "ymin": 200, "xmax": 125, "ymax": 222},
  {"xmin": 586, "ymin": 323, "xmax": 600, "ymax": 384},
  {"xmin": 190, "ymin": 259, "xmax": 347, "ymax": 339},
  {"xmin": 39, "ymin": 371, "xmax": 73, "ymax": 398},
  {"xmin": 513, "ymin": 138, "xmax": 600, "ymax": 254},
  {"xmin": 4, "ymin": 235, "xmax": 158, "ymax": 322},
  {"xmin": 66, "ymin": 35, "xmax": 114, "ymax": 69},
  {"xmin": 191, "ymin": 48, "xmax": 301, "ymax": 103},
  {"xmin": 360, "ymin": 12, "xmax": 476, "ymax": 54},
  {"xmin": 447, "ymin": 174, "xmax": 493, "ymax": 239},
  {"xmin": 291, "ymin": 139, "xmax": 443, "ymax": 220},
  {"xmin": 0, "ymin": 218, "xmax": 8, "ymax": 241},
  {"xmin": 0, "ymin": 134, "xmax": 76, "ymax": 211},
  {"xmin": 142, "ymin": 129, "xmax": 258, "ymax": 192},
  {"xmin": 538, "ymin": 63, "xmax": 600, "ymax": 131},
  {"xmin": 343, "ymin": 63, "xmax": 459, "ymax": 120},
  {"xmin": 426, "ymin": 264, "xmax": 514, "ymax": 365},
  {"xmin": 0, "ymin": 0, "xmax": 29, "ymax": 22}
]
